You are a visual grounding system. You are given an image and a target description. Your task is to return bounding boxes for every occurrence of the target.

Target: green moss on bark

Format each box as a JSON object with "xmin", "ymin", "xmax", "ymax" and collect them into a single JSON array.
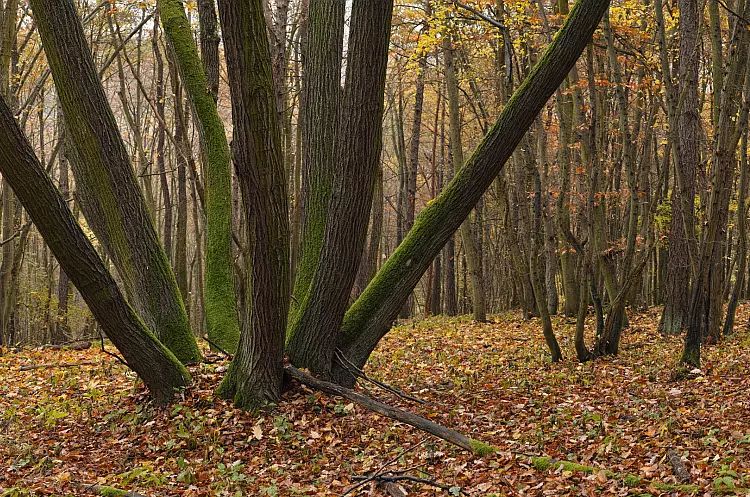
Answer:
[{"xmin": 158, "ymin": 0, "xmax": 240, "ymax": 354}]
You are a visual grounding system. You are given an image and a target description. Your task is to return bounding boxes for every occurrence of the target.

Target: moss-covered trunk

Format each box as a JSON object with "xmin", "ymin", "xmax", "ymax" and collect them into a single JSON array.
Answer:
[
  {"xmin": 0, "ymin": 94, "xmax": 190, "ymax": 404},
  {"xmin": 158, "ymin": 0, "xmax": 240, "ymax": 354},
  {"xmin": 287, "ymin": 0, "xmax": 345, "ymax": 326},
  {"xmin": 286, "ymin": 0, "xmax": 394, "ymax": 378},
  {"xmin": 30, "ymin": 0, "xmax": 200, "ymax": 364},
  {"xmin": 334, "ymin": 0, "xmax": 611, "ymax": 383}
]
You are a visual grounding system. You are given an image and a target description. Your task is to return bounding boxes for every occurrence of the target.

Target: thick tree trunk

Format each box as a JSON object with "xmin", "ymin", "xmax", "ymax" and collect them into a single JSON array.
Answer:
[
  {"xmin": 335, "ymin": 0, "xmax": 611, "ymax": 382},
  {"xmin": 287, "ymin": 0, "xmax": 393, "ymax": 378},
  {"xmin": 288, "ymin": 0, "xmax": 344, "ymax": 324},
  {"xmin": 0, "ymin": 94, "xmax": 190, "ymax": 404},
  {"xmin": 216, "ymin": 0, "xmax": 290, "ymax": 408},
  {"xmin": 158, "ymin": 0, "xmax": 240, "ymax": 354},
  {"xmin": 30, "ymin": 0, "xmax": 200, "ymax": 363}
]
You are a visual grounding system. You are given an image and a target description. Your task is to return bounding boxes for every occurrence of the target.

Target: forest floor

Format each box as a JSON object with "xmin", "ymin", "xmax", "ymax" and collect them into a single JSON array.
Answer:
[{"xmin": 1, "ymin": 307, "xmax": 750, "ymax": 496}]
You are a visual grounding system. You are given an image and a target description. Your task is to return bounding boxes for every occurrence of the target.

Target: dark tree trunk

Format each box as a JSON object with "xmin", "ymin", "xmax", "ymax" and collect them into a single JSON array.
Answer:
[
  {"xmin": 216, "ymin": 0, "xmax": 290, "ymax": 408},
  {"xmin": 288, "ymin": 0, "xmax": 345, "ymax": 325},
  {"xmin": 286, "ymin": 0, "xmax": 393, "ymax": 378},
  {"xmin": 197, "ymin": 0, "xmax": 220, "ymax": 102},
  {"xmin": 659, "ymin": 0, "xmax": 698, "ymax": 336},
  {"xmin": 0, "ymin": 94, "xmax": 190, "ymax": 404},
  {"xmin": 30, "ymin": 0, "xmax": 200, "ymax": 363}
]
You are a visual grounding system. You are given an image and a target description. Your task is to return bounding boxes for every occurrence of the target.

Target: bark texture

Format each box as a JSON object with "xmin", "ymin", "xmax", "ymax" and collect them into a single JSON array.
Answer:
[
  {"xmin": 158, "ymin": 0, "xmax": 240, "ymax": 354},
  {"xmin": 30, "ymin": 0, "xmax": 200, "ymax": 363},
  {"xmin": 0, "ymin": 94, "xmax": 190, "ymax": 404},
  {"xmin": 216, "ymin": 0, "xmax": 290, "ymax": 408}
]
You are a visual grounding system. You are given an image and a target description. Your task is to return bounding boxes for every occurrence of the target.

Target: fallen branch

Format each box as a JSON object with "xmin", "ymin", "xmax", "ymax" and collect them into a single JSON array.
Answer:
[
  {"xmin": 334, "ymin": 349, "xmax": 427, "ymax": 405},
  {"xmin": 342, "ymin": 439, "xmax": 428, "ymax": 496},
  {"xmin": 355, "ymin": 474, "xmax": 460, "ymax": 493},
  {"xmin": 285, "ymin": 365, "xmax": 496, "ymax": 456},
  {"xmin": 20, "ymin": 361, "xmax": 99, "ymax": 371}
]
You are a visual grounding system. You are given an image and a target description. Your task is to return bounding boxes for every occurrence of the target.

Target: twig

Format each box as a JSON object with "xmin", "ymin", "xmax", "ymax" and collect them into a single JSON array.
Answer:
[
  {"xmin": 98, "ymin": 329, "xmax": 128, "ymax": 368},
  {"xmin": 362, "ymin": 474, "xmax": 461, "ymax": 493},
  {"xmin": 20, "ymin": 361, "xmax": 99, "ymax": 371},
  {"xmin": 334, "ymin": 349, "xmax": 427, "ymax": 404},
  {"xmin": 201, "ymin": 335, "xmax": 233, "ymax": 359},
  {"xmin": 342, "ymin": 439, "xmax": 429, "ymax": 496}
]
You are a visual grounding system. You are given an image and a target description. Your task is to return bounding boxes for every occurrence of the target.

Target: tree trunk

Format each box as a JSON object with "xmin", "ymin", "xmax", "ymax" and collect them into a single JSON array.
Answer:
[
  {"xmin": 158, "ymin": 0, "xmax": 241, "ymax": 354},
  {"xmin": 29, "ymin": 0, "xmax": 200, "ymax": 363},
  {"xmin": 335, "ymin": 0, "xmax": 611, "ymax": 382},
  {"xmin": 0, "ymin": 94, "xmax": 190, "ymax": 404},
  {"xmin": 197, "ymin": 0, "xmax": 220, "ymax": 102},
  {"xmin": 288, "ymin": 0, "xmax": 344, "ymax": 325},
  {"xmin": 216, "ymin": 0, "xmax": 290, "ymax": 408},
  {"xmin": 444, "ymin": 34, "xmax": 486, "ymax": 323},
  {"xmin": 286, "ymin": 0, "xmax": 393, "ymax": 378},
  {"xmin": 659, "ymin": 0, "xmax": 697, "ymax": 335}
]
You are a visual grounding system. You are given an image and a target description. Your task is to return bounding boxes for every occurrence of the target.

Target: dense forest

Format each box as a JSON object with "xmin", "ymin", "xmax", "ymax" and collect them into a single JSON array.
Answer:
[{"xmin": 1, "ymin": 0, "xmax": 750, "ymax": 495}]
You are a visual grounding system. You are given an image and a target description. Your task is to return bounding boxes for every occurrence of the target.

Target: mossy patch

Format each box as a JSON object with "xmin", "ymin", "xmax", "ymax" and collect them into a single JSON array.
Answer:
[{"xmin": 469, "ymin": 439, "xmax": 498, "ymax": 456}]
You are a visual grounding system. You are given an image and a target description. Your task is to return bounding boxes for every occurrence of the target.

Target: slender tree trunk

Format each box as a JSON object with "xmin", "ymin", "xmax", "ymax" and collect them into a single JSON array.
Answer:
[
  {"xmin": 158, "ymin": 0, "xmax": 240, "ymax": 354},
  {"xmin": 444, "ymin": 33, "xmax": 486, "ymax": 323}
]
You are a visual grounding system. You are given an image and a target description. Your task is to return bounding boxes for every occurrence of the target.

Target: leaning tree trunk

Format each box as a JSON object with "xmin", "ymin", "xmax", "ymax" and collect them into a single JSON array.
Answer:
[
  {"xmin": 29, "ymin": 0, "xmax": 200, "ymax": 363},
  {"xmin": 216, "ymin": 0, "xmax": 290, "ymax": 408},
  {"xmin": 334, "ymin": 0, "xmax": 611, "ymax": 384},
  {"xmin": 0, "ymin": 94, "xmax": 190, "ymax": 404},
  {"xmin": 158, "ymin": 0, "xmax": 241, "ymax": 354},
  {"xmin": 286, "ymin": 0, "xmax": 394, "ymax": 378},
  {"xmin": 288, "ymin": 0, "xmax": 345, "ymax": 324}
]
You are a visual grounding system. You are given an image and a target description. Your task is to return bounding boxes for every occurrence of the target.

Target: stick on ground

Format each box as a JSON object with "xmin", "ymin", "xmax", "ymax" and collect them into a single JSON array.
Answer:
[{"xmin": 285, "ymin": 365, "xmax": 496, "ymax": 456}]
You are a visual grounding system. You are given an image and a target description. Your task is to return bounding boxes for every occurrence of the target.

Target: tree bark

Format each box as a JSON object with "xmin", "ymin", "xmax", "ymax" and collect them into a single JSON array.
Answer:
[
  {"xmin": 0, "ymin": 94, "xmax": 190, "ymax": 405},
  {"xmin": 158, "ymin": 0, "xmax": 241, "ymax": 354},
  {"xmin": 287, "ymin": 0, "xmax": 393, "ymax": 378},
  {"xmin": 30, "ymin": 0, "xmax": 200, "ymax": 363},
  {"xmin": 335, "ymin": 0, "xmax": 611, "ymax": 382},
  {"xmin": 288, "ymin": 0, "xmax": 344, "ymax": 325},
  {"xmin": 216, "ymin": 0, "xmax": 290, "ymax": 408}
]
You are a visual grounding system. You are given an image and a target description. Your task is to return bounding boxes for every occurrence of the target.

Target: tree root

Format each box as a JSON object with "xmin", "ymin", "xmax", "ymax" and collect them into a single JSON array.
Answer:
[{"xmin": 284, "ymin": 365, "xmax": 497, "ymax": 456}]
